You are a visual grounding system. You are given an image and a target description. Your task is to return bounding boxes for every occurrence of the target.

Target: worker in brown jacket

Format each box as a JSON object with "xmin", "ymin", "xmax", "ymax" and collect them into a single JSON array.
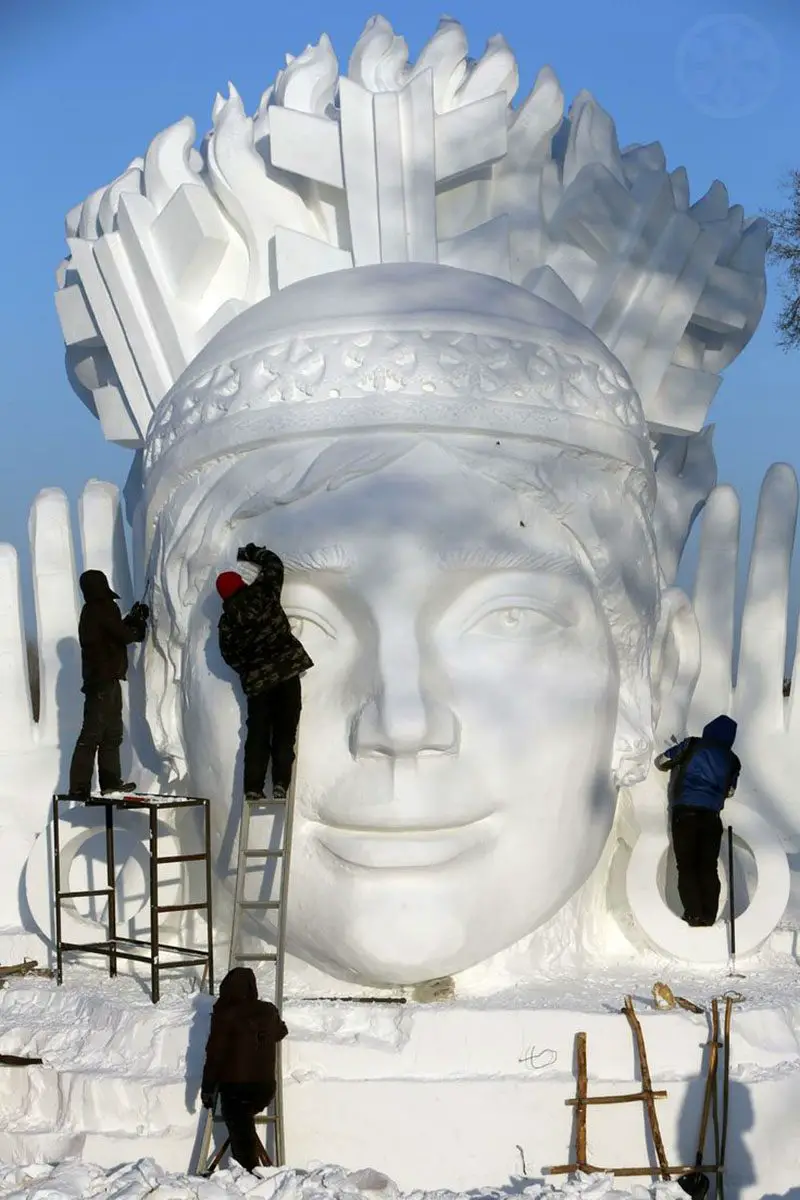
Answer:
[{"xmin": 200, "ymin": 967, "xmax": 288, "ymax": 1171}]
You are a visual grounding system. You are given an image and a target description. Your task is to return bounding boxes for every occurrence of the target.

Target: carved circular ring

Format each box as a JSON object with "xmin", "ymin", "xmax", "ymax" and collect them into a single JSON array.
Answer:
[
  {"xmin": 625, "ymin": 800, "xmax": 789, "ymax": 964},
  {"xmin": 26, "ymin": 808, "xmax": 182, "ymax": 947}
]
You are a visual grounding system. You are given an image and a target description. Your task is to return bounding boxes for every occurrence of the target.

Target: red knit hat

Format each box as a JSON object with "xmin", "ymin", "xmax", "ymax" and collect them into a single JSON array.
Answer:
[{"xmin": 216, "ymin": 571, "xmax": 246, "ymax": 600}]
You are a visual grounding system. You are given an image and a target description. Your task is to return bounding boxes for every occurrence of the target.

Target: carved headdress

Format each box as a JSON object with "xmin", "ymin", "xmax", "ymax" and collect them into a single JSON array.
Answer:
[
  {"xmin": 55, "ymin": 15, "xmax": 770, "ymax": 784},
  {"xmin": 57, "ymin": 15, "xmax": 768, "ymax": 457}
]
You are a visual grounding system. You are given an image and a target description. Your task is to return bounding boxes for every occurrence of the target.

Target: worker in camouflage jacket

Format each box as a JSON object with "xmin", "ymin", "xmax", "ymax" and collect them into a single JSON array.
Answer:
[{"xmin": 216, "ymin": 544, "xmax": 313, "ymax": 800}]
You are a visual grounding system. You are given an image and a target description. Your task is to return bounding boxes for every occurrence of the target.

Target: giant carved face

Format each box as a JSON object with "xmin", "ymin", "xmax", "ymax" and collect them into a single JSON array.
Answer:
[
  {"xmin": 148, "ymin": 432, "xmax": 658, "ymax": 984},
  {"xmin": 142, "ymin": 266, "xmax": 660, "ymax": 985}
]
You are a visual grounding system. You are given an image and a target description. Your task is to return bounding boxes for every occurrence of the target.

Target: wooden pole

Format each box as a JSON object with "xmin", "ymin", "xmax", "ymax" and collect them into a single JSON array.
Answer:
[
  {"xmin": 0, "ymin": 959, "xmax": 48, "ymax": 979},
  {"xmin": 576, "ymin": 1032, "xmax": 588, "ymax": 1169},
  {"xmin": 697, "ymin": 998, "xmax": 720, "ymax": 1168},
  {"xmin": 566, "ymin": 1089, "xmax": 668, "ymax": 1106},
  {"xmin": 547, "ymin": 1163, "xmax": 723, "ymax": 1178},
  {"xmin": 719, "ymin": 995, "xmax": 734, "ymax": 1174},
  {"xmin": 623, "ymin": 997, "xmax": 671, "ymax": 1180},
  {"xmin": 711, "ymin": 997, "xmax": 722, "ymax": 1200},
  {"xmin": 203, "ymin": 1138, "xmax": 229, "ymax": 1176}
]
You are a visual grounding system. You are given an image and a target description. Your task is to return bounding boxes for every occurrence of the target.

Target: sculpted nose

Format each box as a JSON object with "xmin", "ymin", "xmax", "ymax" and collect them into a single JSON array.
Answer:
[
  {"xmin": 351, "ymin": 632, "xmax": 460, "ymax": 759},
  {"xmin": 353, "ymin": 695, "xmax": 460, "ymax": 758}
]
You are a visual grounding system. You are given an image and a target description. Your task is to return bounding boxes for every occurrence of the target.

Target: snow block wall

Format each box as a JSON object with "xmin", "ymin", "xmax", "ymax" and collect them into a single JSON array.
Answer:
[{"xmin": 2, "ymin": 975, "xmax": 800, "ymax": 1198}]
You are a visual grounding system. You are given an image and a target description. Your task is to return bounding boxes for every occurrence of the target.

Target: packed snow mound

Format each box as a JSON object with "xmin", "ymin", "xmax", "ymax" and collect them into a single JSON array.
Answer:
[{"xmin": 0, "ymin": 1160, "xmax": 691, "ymax": 1200}]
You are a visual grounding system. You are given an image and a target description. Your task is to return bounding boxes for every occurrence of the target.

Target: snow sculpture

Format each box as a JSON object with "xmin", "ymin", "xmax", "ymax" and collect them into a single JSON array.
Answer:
[
  {"xmin": 623, "ymin": 464, "xmax": 800, "ymax": 963},
  {"xmin": 0, "ymin": 16, "xmax": 790, "ymax": 982},
  {"xmin": 56, "ymin": 16, "xmax": 767, "ymax": 451},
  {"xmin": 141, "ymin": 262, "xmax": 664, "ymax": 982},
  {"xmin": 0, "ymin": 483, "xmax": 135, "ymax": 961}
]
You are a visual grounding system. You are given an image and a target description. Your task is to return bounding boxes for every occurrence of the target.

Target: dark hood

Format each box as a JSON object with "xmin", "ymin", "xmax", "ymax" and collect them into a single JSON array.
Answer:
[
  {"xmin": 703, "ymin": 715, "xmax": 737, "ymax": 747},
  {"xmin": 216, "ymin": 966, "xmax": 258, "ymax": 1006},
  {"xmin": 80, "ymin": 570, "xmax": 119, "ymax": 601}
]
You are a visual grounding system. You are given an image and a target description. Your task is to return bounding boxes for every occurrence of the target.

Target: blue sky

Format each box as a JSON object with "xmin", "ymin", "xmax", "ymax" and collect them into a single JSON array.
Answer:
[{"xmin": 0, "ymin": 0, "xmax": 798, "ymax": 628}]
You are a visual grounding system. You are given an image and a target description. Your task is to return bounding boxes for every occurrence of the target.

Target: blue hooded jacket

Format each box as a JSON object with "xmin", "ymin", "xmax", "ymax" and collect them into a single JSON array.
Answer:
[{"xmin": 654, "ymin": 716, "xmax": 741, "ymax": 813}]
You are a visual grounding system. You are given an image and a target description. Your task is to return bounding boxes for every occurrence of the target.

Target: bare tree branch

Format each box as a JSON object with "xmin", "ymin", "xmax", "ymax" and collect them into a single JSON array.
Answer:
[{"xmin": 765, "ymin": 170, "xmax": 800, "ymax": 349}]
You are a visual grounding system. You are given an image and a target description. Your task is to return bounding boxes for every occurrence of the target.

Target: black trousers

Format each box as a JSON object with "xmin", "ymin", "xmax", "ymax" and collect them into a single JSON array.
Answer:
[
  {"xmin": 219, "ymin": 1082, "xmax": 273, "ymax": 1171},
  {"xmin": 671, "ymin": 806, "xmax": 723, "ymax": 925},
  {"xmin": 69, "ymin": 681, "xmax": 124, "ymax": 794},
  {"xmin": 243, "ymin": 675, "xmax": 302, "ymax": 794}
]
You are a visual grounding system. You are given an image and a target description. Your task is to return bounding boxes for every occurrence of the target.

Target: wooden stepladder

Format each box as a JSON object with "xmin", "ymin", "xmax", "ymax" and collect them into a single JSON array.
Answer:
[
  {"xmin": 548, "ymin": 996, "xmax": 725, "ymax": 1183},
  {"xmin": 193, "ymin": 770, "xmax": 297, "ymax": 1176}
]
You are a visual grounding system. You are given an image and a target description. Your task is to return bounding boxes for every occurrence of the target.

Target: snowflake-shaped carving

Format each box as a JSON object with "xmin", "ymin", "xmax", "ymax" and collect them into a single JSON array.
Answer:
[
  {"xmin": 450, "ymin": 361, "xmax": 504, "ymax": 395},
  {"xmin": 560, "ymin": 357, "xmax": 607, "ymax": 414},
  {"xmin": 211, "ymin": 364, "xmax": 240, "ymax": 397},
  {"xmin": 262, "ymin": 373, "xmax": 312, "ymax": 403},
  {"xmin": 354, "ymin": 364, "xmax": 409, "ymax": 393},
  {"xmin": 475, "ymin": 337, "xmax": 511, "ymax": 374},
  {"xmin": 437, "ymin": 340, "xmax": 505, "ymax": 395},
  {"xmin": 202, "ymin": 401, "xmax": 227, "ymax": 422},
  {"xmin": 526, "ymin": 347, "xmax": 563, "ymax": 405},
  {"xmin": 389, "ymin": 344, "xmax": 418, "ymax": 372}
]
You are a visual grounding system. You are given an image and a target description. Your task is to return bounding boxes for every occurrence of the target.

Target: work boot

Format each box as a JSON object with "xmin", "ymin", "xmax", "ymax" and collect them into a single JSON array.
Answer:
[
  {"xmin": 272, "ymin": 784, "xmax": 288, "ymax": 801},
  {"xmin": 68, "ymin": 788, "xmax": 91, "ymax": 801},
  {"xmin": 101, "ymin": 781, "xmax": 138, "ymax": 796},
  {"xmin": 245, "ymin": 789, "xmax": 265, "ymax": 801},
  {"xmin": 678, "ymin": 1170, "xmax": 710, "ymax": 1200}
]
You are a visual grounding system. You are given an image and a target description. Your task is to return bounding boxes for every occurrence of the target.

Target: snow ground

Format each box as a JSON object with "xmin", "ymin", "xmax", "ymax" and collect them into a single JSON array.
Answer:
[
  {"xmin": 2, "ymin": 959, "xmax": 799, "ymax": 1198},
  {"xmin": 0, "ymin": 1160, "xmax": 691, "ymax": 1200}
]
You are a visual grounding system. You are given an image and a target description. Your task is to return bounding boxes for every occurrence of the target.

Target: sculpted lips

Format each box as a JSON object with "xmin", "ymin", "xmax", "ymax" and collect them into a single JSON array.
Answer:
[{"xmin": 312, "ymin": 816, "xmax": 495, "ymax": 869}]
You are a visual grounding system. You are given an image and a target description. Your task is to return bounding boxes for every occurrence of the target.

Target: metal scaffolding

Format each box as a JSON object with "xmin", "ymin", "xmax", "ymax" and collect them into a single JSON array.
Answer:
[{"xmin": 52, "ymin": 792, "xmax": 214, "ymax": 1003}]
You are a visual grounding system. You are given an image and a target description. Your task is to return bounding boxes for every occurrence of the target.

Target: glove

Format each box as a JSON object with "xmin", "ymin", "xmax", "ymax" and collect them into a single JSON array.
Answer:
[
  {"xmin": 237, "ymin": 543, "xmax": 262, "ymax": 564},
  {"xmin": 201, "ymin": 1090, "xmax": 215, "ymax": 1110},
  {"xmin": 129, "ymin": 602, "xmax": 150, "ymax": 622}
]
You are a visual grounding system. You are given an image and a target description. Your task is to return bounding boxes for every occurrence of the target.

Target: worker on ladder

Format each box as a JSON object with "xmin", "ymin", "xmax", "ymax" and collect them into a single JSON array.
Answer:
[
  {"xmin": 201, "ymin": 967, "xmax": 288, "ymax": 1172},
  {"xmin": 216, "ymin": 545, "xmax": 313, "ymax": 800}
]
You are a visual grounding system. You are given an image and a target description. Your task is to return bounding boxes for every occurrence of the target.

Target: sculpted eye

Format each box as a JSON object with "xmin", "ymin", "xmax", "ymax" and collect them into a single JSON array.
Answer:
[
  {"xmin": 287, "ymin": 612, "xmax": 336, "ymax": 641},
  {"xmin": 465, "ymin": 604, "xmax": 566, "ymax": 640}
]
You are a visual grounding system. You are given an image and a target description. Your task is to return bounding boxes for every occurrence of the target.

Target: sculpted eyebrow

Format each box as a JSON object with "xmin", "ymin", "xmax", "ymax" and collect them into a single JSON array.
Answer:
[
  {"xmin": 281, "ymin": 544, "xmax": 582, "ymax": 575},
  {"xmin": 282, "ymin": 545, "xmax": 352, "ymax": 572},
  {"xmin": 437, "ymin": 547, "xmax": 581, "ymax": 573}
]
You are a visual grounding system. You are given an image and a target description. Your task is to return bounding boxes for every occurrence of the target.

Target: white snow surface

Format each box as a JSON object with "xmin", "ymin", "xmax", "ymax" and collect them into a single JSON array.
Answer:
[
  {"xmin": 0, "ymin": 1160, "xmax": 689, "ymax": 1200},
  {"xmin": 3, "ymin": 963, "xmax": 800, "ymax": 1196}
]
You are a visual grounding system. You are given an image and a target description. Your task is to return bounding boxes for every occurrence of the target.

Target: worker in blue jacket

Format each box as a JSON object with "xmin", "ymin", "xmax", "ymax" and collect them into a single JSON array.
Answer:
[{"xmin": 655, "ymin": 715, "xmax": 741, "ymax": 927}]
